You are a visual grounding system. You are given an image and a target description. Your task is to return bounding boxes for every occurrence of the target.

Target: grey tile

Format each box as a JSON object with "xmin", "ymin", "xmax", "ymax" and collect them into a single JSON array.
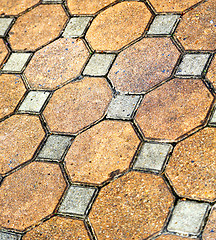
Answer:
[
  {"xmin": 209, "ymin": 107, "xmax": 216, "ymax": 124},
  {"xmin": 0, "ymin": 231, "xmax": 21, "ymax": 240},
  {"xmin": 0, "ymin": 18, "xmax": 14, "ymax": 37}
]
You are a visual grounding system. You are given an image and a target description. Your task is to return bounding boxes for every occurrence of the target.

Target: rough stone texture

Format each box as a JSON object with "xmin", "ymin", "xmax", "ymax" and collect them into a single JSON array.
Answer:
[
  {"xmin": 86, "ymin": 1, "xmax": 151, "ymax": 51},
  {"xmin": 8, "ymin": 5, "xmax": 67, "ymax": 51},
  {"xmin": 23, "ymin": 217, "xmax": 90, "ymax": 240},
  {"xmin": 0, "ymin": 74, "xmax": 26, "ymax": 119},
  {"xmin": 155, "ymin": 234, "xmax": 198, "ymax": 240},
  {"xmin": 43, "ymin": 77, "xmax": 112, "ymax": 134},
  {"xmin": 0, "ymin": 162, "xmax": 66, "ymax": 231},
  {"xmin": 25, "ymin": 38, "xmax": 89, "ymax": 90},
  {"xmin": 89, "ymin": 171, "xmax": 174, "ymax": 239},
  {"xmin": 109, "ymin": 38, "xmax": 180, "ymax": 93},
  {"xmin": 65, "ymin": 121, "xmax": 140, "ymax": 184},
  {"xmin": 0, "ymin": 115, "xmax": 45, "ymax": 174},
  {"xmin": 175, "ymin": 0, "xmax": 216, "ymax": 50},
  {"xmin": 210, "ymin": 107, "xmax": 216, "ymax": 124},
  {"xmin": 207, "ymin": 55, "xmax": 216, "ymax": 90},
  {"xmin": 203, "ymin": 204, "xmax": 216, "ymax": 240},
  {"xmin": 166, "ymin": 127, "xmax": 216, "ymax": 201},
  {"xmin": 135, "ymin": 79, "xmax": 213, "ymax": 141},
  {"xmin": 0, "ymin": 39, "xmax": 8, "ymax": 66},
  {"xmin": 0, "ymin": 18, "xmax": 14, "ymax": 37},
  {"xmin": 0, "ymin": 231, "xmax": 21, "ymax": 240},
  {"xmin": 42, "ymin": 0, "xmax": 62, "ymax": 2}
]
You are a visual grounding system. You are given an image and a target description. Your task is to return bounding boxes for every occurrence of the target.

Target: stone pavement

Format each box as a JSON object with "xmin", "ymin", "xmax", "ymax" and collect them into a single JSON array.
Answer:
[{"xmin": 0, "ymin": 0, "xmax": 215, "ymax": 239}]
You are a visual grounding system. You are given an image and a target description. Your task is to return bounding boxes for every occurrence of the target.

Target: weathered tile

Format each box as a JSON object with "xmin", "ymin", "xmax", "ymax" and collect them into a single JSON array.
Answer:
[
  {"xmin": 155, "ymin": 234, "xmax": 199, "ymax": 240},
  {"xmin": 8, "ymin": 5, "xmax": 67, "ymax": 51},
  {"xmin": 0, "ymin": 39, "xmax": 8, "ymax": 66},
  {"xmin": 0, "ymin": 162, "xmax": 66, "ymax": 231},
  {"xmin": 43, "ymin": 77, "xmax": 112, "ymax": 134},
  {"xmin": 203, "ymin": 204, "xmax": 216, "ymax": 240},
  {"xmin": 0, "ymin": 18, "xmax": 14, "ymax": 37},
  {"xmin": 89, "ymin": 171, "xmax": 174, "ymax": 239},
  {"xmin": 25, "ymin": 38, "xmax": 89, "ymax": 90},
  {"xmin": 135, "ymin": 79, "xmax": 213, "ymax": 141},
  {"xmin": 109, "ymin": 38, "xmax": 180, "ymax": 93},
  {"xmin": 209, "ymin": 107, "xmax": 216, "ymax": 124},
  {"xmin": 166, "ymin": 127, "xmax": 216, "ymax": 201},
  {"xmin": 65, "ymin": 120, "xmax": 140, "ymax": 184},
  {"xmin": 0, "ymin": 231, "xmax": 21, "ymax": 240},
  {"xmin": 206, "ymin": 55, "xmax": 216, "ymax": 90},
  {"xmin": 86, "ymin": 2, "xmax": 151, "ymax": 51}
]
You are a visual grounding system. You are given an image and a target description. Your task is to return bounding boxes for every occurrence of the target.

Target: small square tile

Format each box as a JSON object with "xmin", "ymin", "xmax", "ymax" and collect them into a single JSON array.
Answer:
[
  {"xmin": 167, "ymin": 200, "xmax": 209, "ymax": 235},
  {"xmin": 0, "ymin": 231, "xmax": 21, "ymax": 240},
  {"xmin": 133, "ymin": 142, "xmax": 172, "ymax": 171},
  {"xmin": 175, "ymin": 54, "xmax": 210, "ymax": 76},
  {"xmin": 0, "ymin": 18, "xmax": 14, "ymax": 37},
  {"xmin": 58, "ymin": 185, "xmax": 97, "ymax": 216},
  {"xmin": 106, "ymin": 94, "xmax": 141, "ymax": 120},
  {"xmin": 18, "ymin": 91, "xmax": 50, "ymax": 113},
  {"xmin": 63, "ymin": 17, "xmax": 92, "ymax": 38},
  {"xmin": 83, "ymin": 53, "xmax": 116, "ymax": 76},
  {"xmin": 2, "ymin": 53, "xmax": 32, "ymax": 73},
  {"xmin": 37, "ymin": 135, "xmax": 73, "ymax": 161},
  {"xmin": 147, "ymin": 15, "xmax": 179, "ymax": 35}
]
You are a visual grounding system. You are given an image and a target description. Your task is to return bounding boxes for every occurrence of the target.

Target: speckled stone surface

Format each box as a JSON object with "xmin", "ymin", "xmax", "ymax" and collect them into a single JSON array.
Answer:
[
  {"xmin": 203, "ymin": 204, "xmax": 216, "ymax": 240},
  {"xmin": 0, "ymin": 39, "xmax": 8, "ymax": 66},
  {"xmin": 207, "ymin": 56, "xmax": 216, "ymax": 90},
  {"xmin": 154, "ymin": 234, "xmax": 199, "ymax": 239}
]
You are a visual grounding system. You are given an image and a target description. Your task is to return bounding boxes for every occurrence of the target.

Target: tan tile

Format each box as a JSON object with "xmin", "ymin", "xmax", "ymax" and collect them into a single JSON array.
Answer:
[
  {"xmin": 108, "ymin": 38, "xmax": 180, "ymax": 93},
  {"xmin": 23, "ymin": 216, "xmax": 89, "ymax": 240},
  {"xmin": 86, "ymin": 1, "xmax": 151, "ymax": 51},
  {"xmin": 0, "ymin": 162, "xmax": 66, "ymax": 231},
  {"xmin": 0, "ymin": 39, "xmax": 8, "ymax": 66},
  {"xmin": 207, "ymin": 56, "xmax": 216, "ymax": 90},
  {"xmin": 175, "ymin": 0, "xmax": 216, "ymax": 50},
  {"xmin": 0, "ymin": 115, "xmax": 45, "ymax": 174},
  {"xmin": 25, "ymin": 38, "xmax": 89, "ymax": 90},
  {"xmin": 135, "ymin": 79, "xmax": 213, "ymax": 141},
  {"xmin": 166, "ymin": 127, "xmax": 216, "ymax": 201},
  {"xmin": 155, "ymin": 234, "xmax": 199, "ymax": 239},
  {"xmin": 0, "ymin": 74, "xmax": 26, "ymax": 118},
  {"xmin": 43, "ymin": 77, "xmax": 112, "ymax": 134},
  {"xmin": 203, "ymin": 204, "xmax": 216, "ymax": 240},
  {"xmin": 8, "ymin": 5, "xmax": 67, "ymax": 51},
  {"xmin": 89, "ymin": 171, "xmax": 174, "ymax": 239},
  {"xmin": 65, "ymin": 120, "xmax": 140, "ymax": 184}
]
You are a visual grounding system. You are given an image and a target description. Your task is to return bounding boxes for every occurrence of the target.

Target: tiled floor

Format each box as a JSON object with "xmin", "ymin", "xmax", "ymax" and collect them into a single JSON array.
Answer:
[{"xmin": 0, "ymin": 0, "xmax": 215, "ymax": 239}]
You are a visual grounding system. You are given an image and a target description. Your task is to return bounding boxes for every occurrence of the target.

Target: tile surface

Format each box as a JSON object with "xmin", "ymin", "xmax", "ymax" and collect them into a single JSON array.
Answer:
[
  {"xmin": 155, "ymin": 234, "xmax": 198, "ymax": 240},
  {"xmin": 203, "ymin": 204, "xmax": 216, "ymax": 240},
  {"xmin": 0, "ymin": 231, "xmax": 21, "ymax": 240},
  {"xmin": 0, "ymin": 39, "xmax": 8, "ymax": 66},
  {"xmin": 0, "ymin": 18, "xmax": 14, "ymax": 37},
  {"xmin": 207, "ymin": 55, "xmax": 216, "ymax": 90}
]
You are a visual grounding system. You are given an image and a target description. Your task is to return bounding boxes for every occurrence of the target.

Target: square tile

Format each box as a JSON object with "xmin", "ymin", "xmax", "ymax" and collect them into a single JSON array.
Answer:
[
  {"xmin": 83, "ymin": 53, "xmax": 116, "ymax": 76},
  {"xmin": 106, "ymin": 94, "xmax": 141, "ymax": 120},
  {"xmin": 133, "ymin": 142, "xmax": 172, "ymax": 171},
  {"xmin": 167, "ymin": 200, "xmax": 209, "ymax": 235},
  {"xmin": 0, "ymin": 231, "xmax": 21, "ymax": 240},
  {"xmin": 58, "ymin": 185, "xmax": 97, "ymax": 216},
  {"xmin": 0, "ymin": 18, "xmax": 14, "ymax": 37}
]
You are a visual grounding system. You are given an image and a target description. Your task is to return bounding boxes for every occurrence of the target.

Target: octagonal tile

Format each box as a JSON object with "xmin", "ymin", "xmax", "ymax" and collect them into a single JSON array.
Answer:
[
  {"xmin": 207, "ymin": 55, "xmax": 216, "ymax": 90},
  {"xmin": 0, "ymin": 39, "xmax": 8, "ymax": 67}
]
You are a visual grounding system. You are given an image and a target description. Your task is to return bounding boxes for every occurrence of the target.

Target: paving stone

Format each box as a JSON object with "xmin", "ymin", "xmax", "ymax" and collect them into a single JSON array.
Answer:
[
  {"xmin": 25, "ymin": 38, "xmax": 89, "ymax": 90},
  {"xmin": 0, "ymin": 162, "xmax": 66, "ymax": 231},
  {"xmin": 175, "ymin": 0, "xmax": 216, "ymax": 50},
  {"xmin": 18, "ymin": 91, "xmax": 50, "ymax": 113},
  {"xmin": 0, "ymin": 39, "xmax": 8, "ymax": 66},
  {"xmin": 0, "ymin": 74, "xmax": 26, "ymax": 119},
  {"xmin": 154, "ymin": 234, "xmax": 199, "ymax": 240},
  {"xmin": 167, "ymin": 200, "xmax": 209, "ymax": 236},
  {"xmin": 86, "ymin": 1, "xmax": 151, "ymax": 51},
  {"xmin": 0, "ymin": 18, "xmax": 14, "ymax": 37},
  {"xmin": 37, "ymin": 135, "xmax": 73, "ymax": 161},
  {"xmin": 83, "ymin": 53, "xmax": 115, "ymax": 76},
  {"xmin": 2, "ymin": 53, "xmax": 32, "ymax": 73},
  {"xmin": 209, "ymin": 107, "xmax": 216, "ymax": 124},
  {"xmin": 89, "ymin": 171, "xmax": 174, "ymax": 239},
  {"xmin": 106, "ymin": 94, "xmax": 141, "ymax": 120},
  {"xmin": 206, "ymin": 55, "xmax": 216, "ymax": 90},
  {"xmin": 42, "ymin": 0, "xmax": 62, "ymax": 2},
  {"xmin": 203, "ymin": 204, "xmax": 216, "ymax": 240},
  {"xmin": 0, "ymin": 115, "xmax": 45, "ymax": 174},
  {"xmin": 65, "ymin": 120, "xmax": 140, "ymax": 184},
  {"xmin": 135, "ymin": 79, "xmax": 213, "ymax": 141},
  {"xmin": 147, "ymin": 15, "xmax": 179, "ymax": 35},
  {"xmin": 0, "ymin": 231, "xmax": 21, "ymax": 240},
  {"xmin": 109, "ymin": 38, "xmax": 180, "ymax": 93},
  {"xmin": 8, "ymin": 5, "xmax": 67, "ymax": 51},
  {"xmin": 175, "ymin": 54, "xmax": 210, "ymax": 77},
  {"xmin": 63, "ymin": 17, "xmax": 92, "ymax": 38},
  {"xmin": 133, "ymin": 142, "xmax": 173, "ymax": 172},
  {"xmin": 166, "ymin": 127, "xmax": 216, "ymax": 201},
  {"xmin": 43, "ymin": 77, "xmax": 112, "ymax": 134},
  {"xmin": 23, "ymin": 217, "xmax": 90, "ymax": 240},
  {"xmin": 58, "ymin": 185, "xmax": 97, "ymax": 216}
]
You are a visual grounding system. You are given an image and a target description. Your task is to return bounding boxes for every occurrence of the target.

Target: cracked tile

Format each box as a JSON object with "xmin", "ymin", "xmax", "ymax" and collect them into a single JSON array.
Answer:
[{"xmin": 0, "ymin": 18, "xmax": 14, "ymax": 37}]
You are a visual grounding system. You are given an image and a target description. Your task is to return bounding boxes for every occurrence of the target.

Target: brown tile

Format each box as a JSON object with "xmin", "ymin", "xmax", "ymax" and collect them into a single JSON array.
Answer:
[
  {"xmin": 0, "ymin": 162, "xmax": 66, "ymax": 231},
  {"xmin": 25, "ymin": 38, "xmax": 89, "ymax": 90},
  {"xmin": 8, "ymin": 5, "xmax": 68, "ymax": 51},
  {"xmin": 175, "ymin": 0, "xmax": 216, "ymax": 50},
  {"xmin": 43, "ymin": 77, "xmax": 112, "ymax": 134},
  {"xmin": 207, "ymin": 56, "xmax": 216, "ymax": 90},
  {"xmin": 65, "ymin": 120, "xmax": 140, "ymax": 184},
  {"xmin": 135, "ymin": 79, "xmax": 213, "ymax": 141},
  {"xmin": 23, "ymin": 216, "xmax": 89, "ymax": 240},
  {"xmin": 0, "ymin": 74, "xmax": 26, "ymax": 118},
  {"xmin": 89, "ymin": 171, "xmax": 174, "ymax": 239},
  {"xmin": 155, "ymin": 234, "xmax": 198, "ymax": 240},
  {"xmin": 166, "ymin": 127, "xmax": 216, "ymax": 201},
  {"xmin": 86, "ymin": 1, "xmax": 151, "ymax": 51},
  {"xmin": 0, "ymin": 39, "xmax": 8, "ymax": 66},
  {"xmin": 203, "ymin": 204, "xmax": 216, "ymax": 240},
  {"xmin": 108, "ymin": 38, "xmax": 180, "ymax": 93},
  {"xmin": 0, "ymin": 115, "xmax": 45, "ymax": 174}
]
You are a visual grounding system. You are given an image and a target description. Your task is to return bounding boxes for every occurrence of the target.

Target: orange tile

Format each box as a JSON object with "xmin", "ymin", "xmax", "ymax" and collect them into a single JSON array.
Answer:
[
  {"xmin": 86, "ymin": 1, "xmax": 151, "ymax": 51},
  {"xmin": 207, "ymin": 56, "xmax": 216, "ymax": 90},
  {"xmin": 0, "ymin": 39, "xmax": 8, "ymax": 66},
  {"xmin": 0, "ymin": 162, "xmax": 66, "ymax": 231},
  {"xmin": 203, "ymin": 204, "xmax": 216, "ymax": 240},
  {"xmin": 135, "ymin": 79, "xmax": 213, "ymax": 141},
  {"xmin": 155, "ymin": 234, "xmax": 198, "ymax": 240},
  {"xmin": 89, "ymin": 171, "xmax": 174, "ymax": 239},
  {"xmin": 65, "ymin": 120, "xmax": 140, "ymax": 184}
]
